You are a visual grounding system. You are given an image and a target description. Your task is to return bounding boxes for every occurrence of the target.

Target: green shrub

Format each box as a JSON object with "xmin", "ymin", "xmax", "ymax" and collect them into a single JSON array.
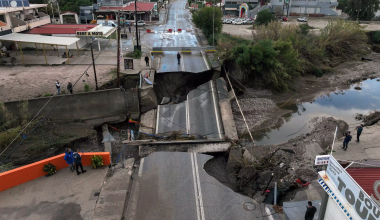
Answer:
[
  {"xmin": 43, "ymin": 93, "xmax": 53, "ymax": 97},
  {"xmin": 125, "ymin": 50, "xmax": 142, "ymax": 59},
  {"xmin": 299, "ymin": 24, "xmax": 313, "ymax": 35},
  {"xmin": 91, "ymin": 155, "xmax": 104, "ymax": 168},
  {"xmin": 43, "ymin": 163, "xmax": 57, "ymax": 176},
  {"xmin": 373, "ymin": 31, "xmax": 380, "ymax": 43},
  {"xmin": 192, "ymin": 6, "xmax": 223, "ymax": 38},
  {"xmin": 84, "ymin": 84, "xmax": 90, "ymax": 92},
  {"xmin": 255, "ymin": 9, "xmax": 275, "ymax": 26}
]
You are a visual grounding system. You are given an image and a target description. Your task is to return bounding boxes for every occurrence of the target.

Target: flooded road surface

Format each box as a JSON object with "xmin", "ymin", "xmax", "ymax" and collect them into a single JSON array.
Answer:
[{"xmin": 252, "ymin": 78, "xmax": 380, "ymax": 145}]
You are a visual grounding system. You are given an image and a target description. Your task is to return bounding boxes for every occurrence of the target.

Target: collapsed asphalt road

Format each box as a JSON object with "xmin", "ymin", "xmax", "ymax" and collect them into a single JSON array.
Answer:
[{"xmin": 126, "ymin": 152, "xmax": 282, "ymax": 220}]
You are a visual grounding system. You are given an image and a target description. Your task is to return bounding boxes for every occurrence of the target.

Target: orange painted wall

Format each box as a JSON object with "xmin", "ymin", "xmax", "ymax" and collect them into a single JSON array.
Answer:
[{"xmin": 0, "ymin": 152, "xmax": 110, "ymax": 192}]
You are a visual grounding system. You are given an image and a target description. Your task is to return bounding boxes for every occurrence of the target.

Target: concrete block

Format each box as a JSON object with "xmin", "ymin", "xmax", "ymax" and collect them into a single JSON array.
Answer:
[
  {"xmin": 243, "ymin": 146, "xmax": 258, "ymax": 164},
  {"xmin": 227, "ymin": 146, "xmax": 243, "ymax": 173},
  {"xmin": 139, "ymin": 88, "xmax": 158, "ymax": 114},
  {"xmin": 139, "ymin": 109, "xmax": 156, "ymax": 135},
  {"xmin": 102, "ymin": 124, "xmax": 112, "ymax": 162},
  {"xmin": 219, "ymin": 100, "xmax": 238, "ymax": 140}
]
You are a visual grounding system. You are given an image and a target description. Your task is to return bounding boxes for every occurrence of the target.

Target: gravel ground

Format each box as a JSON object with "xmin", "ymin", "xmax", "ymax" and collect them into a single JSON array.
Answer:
[{"xmin": 0, "ymin": 65, "xmax": 116, "ymax": 102}]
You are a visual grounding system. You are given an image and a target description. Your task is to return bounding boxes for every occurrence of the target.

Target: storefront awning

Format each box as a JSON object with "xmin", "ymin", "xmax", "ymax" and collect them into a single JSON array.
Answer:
[{"xmin": 0, "ymin": 33, "xmax": 79, "ymax": 45}]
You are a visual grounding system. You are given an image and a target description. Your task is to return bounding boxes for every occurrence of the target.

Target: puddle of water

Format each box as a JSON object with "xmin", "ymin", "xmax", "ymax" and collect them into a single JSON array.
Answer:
[{"xmin": 251, "ymin": 78, "xmax": 380, "ymax": 145}]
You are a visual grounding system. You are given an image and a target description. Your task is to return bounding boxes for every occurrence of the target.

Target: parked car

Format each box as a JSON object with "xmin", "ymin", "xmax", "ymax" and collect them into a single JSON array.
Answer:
[
  {"xmin": 297, "ymin": 17, "xmax": 307, "ymax": 22},
  {"xmin": 280, "ymin": 16, "xmax": 288, "ymax": 22},
  {"xmin": 97, "ymin": 20, "xmax": 118, "ymax": 27},
  {"xmin": 225, "ymin": 19, "xmax": 232, "ymax": 24},
  {"xmin": 233, "ymin": 20, "xmax": 242, "ymax": 25},
  {"xmin": 245, "ymin": 20, "xmax": 254, "ymax": 24},
  {"xmin": 134, "ymin": 20, "xmax": 146, "ymax": 26}
]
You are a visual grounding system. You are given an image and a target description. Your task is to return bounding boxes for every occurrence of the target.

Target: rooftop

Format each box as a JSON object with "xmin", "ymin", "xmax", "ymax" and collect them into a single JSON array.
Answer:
[
  {"xmin": 0, "ymin": 4, "xmax": 47, "ymax": 14},
  {"xmin": 99, "ymin": 2, "xmax": 156, "ymax": 12},
  {"xmin": 346, "ymin": 167, "xmax": 380, "ymax": 200},
  {"xmin": 0, "ymin": 33, "xmax": 79, "ymax": 45},
  {"xmin": 27, "ymin": 24, "xmax": 97, "ymax": 34}
]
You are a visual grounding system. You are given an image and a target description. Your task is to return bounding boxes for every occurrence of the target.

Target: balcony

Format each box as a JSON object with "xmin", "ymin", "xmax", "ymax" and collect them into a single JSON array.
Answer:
[{"xmin": 12, "ymin": 15, "xmax": 51, "ymax": 33}]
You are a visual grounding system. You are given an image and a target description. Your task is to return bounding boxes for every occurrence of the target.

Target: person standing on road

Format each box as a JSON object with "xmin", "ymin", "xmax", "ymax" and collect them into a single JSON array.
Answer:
[
  {"xmin": 55, "ymin": 80, "xmax": 61, "ymax": 95},
  {"xmin": 305, "ymin": 201, "xmax": 317, "ymax": 220},
  {"xmin": 177, "ymin": 52, "xmax": 181, "ymax": 65},
  {"xmin": 67, "ymin": 82, "xmax": 73, "ymax": 94},
  {"xmin": 145, "ymin": 55, "xmax": 149, "ymax": 66},
  {"xmin": 128, "ymin": 26, "xmax": 131, "ymax": 33},
  {"xmin": 73, "ymin": 149, "xmax": 87, "ymax": 175},
  {"xmin": 355, "ymin": 124, "xmax": 364, "ymax": 142},
  {"xmin": 342, "ymin": 131, "xmax": 352, "ymax": 151},
  {"xmin": 64, "ymin": 148, "xmax": 75, "ymax": 172}
]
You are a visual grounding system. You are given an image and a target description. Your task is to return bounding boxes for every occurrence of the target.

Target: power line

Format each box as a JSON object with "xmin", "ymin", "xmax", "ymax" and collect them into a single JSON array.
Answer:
[
  {"xmin": 0, "ymin": 42, "xmax": 99, "ymax": 157},
  {"xmin": 0, "ymin": 39, "xmax": 110, "ymax": 165}
]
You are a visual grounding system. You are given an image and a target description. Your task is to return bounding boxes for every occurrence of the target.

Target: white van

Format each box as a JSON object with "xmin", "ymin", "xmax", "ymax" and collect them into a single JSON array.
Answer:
[{"xmin": 97, "ymin": 20, "xmax": 118, "ymax": 27}]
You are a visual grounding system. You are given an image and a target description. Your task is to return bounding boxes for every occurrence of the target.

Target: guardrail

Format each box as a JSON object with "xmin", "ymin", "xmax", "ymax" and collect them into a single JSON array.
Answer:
[{"xmin": 0, "ymin": 152, "xmax": 111, "ymax": 192}]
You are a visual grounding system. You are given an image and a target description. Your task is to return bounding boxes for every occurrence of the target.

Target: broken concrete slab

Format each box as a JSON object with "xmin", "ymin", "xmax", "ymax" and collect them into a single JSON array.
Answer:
[
  {"xmin": 242, "ymin": 146, "xmax": 257, "ymax": 164},
  {"xmin": 139, "ymin": 142, "xmax": 231, "ymax": 157},
  {"xmin": 227, "ymin": 146, "xmax": 243, "ymax": 173},
  {"xmin": 219, "ymin": 99, "xmax": 238, "ymax": 140},
  {"xmin": 302, "ymin": 142, "xmax": 323, "ymax": 159},
  {"xmin": 92, "ymin": 158, "xmax": 134, "ymax": 220},
  {"xmin": 139, "ymin": 88, "xmax": 158, "ymax": 114},
  {"xmin": 139, "ymin": 109, "xmax": 156, "ymax": 135}
]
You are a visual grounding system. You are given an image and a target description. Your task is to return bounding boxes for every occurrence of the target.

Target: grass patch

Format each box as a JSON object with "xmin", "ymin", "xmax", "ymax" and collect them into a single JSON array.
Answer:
[
  {"xmin": 84, "ymin": 84, "xmax": 90, "ymax": 92},
  {"xmin": 43, "ymin": 93, "xmax": 53, "ymax": 97}
]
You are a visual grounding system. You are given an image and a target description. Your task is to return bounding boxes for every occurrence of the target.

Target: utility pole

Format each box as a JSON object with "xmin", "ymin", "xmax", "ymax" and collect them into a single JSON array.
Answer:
[
  {"xmin": 51, "ymin": 3, "xmax": 54, "ymax": 20},
  {"xmin": 135, "ymin": 0, "xmax": 140, "ymax": 51},
  {"xmin": 116, "ymin": 11, "xmax": 121, "ymax": 87},
  {"xmin": 90, "ymin": 45, "xmax": 99, "ymax": 90}
]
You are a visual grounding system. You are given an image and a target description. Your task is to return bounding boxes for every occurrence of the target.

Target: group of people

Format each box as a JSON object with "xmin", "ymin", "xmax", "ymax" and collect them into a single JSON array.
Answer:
[
  {"xmin": 144, "ymin": 52, "xmax": 181, "ymax": 67},
  {"xmin": 341, "ymin": 124, "xmax": 364, "ymax": 151},
  {"xmin": 55, "ymin": 80, "xmax": 73, "ymax": 95},
  {"xmin": 63, "ymin": 148, "xmax": 87, "ymax": 175}
]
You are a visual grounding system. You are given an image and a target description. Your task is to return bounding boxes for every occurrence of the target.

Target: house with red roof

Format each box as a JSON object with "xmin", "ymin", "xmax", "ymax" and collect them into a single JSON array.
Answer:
[{"xmin": 95, "ymin": 2, "xmax": 158, "ymax": 22}]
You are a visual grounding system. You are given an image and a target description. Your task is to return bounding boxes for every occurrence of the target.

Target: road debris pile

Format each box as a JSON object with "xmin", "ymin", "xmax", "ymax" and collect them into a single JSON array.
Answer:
[{"xmin": 206, "ymin": 117, "xmax": 348, "ymax": 204}]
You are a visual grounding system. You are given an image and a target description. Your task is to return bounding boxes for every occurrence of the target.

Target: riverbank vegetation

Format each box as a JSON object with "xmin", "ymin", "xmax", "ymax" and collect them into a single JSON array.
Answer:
[{"xmin": 216, "ymin": 20, "xmax": 369, "ymax": 92}]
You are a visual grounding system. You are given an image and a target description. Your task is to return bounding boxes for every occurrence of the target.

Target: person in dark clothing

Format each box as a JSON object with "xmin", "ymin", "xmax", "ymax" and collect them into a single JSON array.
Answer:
[
  {"xmin": 177, "ymin": 52, "xmax": 181, "ymax": 65},
  {"xmin": 64, "ymin": 148, "xmax": 75, "ymax": 172},
  {"xmin": 55, "ymin": 80, "xmax": 61, "ymax": 95},
  {"xmin": 128, "ymin": 26, "xmax": 131, "ymax": 33},
  {"xmin": 342, "ymin": 131, "xmax": 352, "ymax": 151},
  {"xmin": 305, "ymin": 201, "xmax": 317, "ymax": 220},
  {"xmin": 73, "ymin": 149, "xmax": 87, "ymax": 175},
  {"xmin": 145, "ymin": 55, "xmax": 149, "ymax": 66},
  {"xmin": 67, "ymin": 82, "xmax": 73, "ymax": 94},
  {"xmin": 355, "ymin": 124, "xmax": 364, "ymax": 142}
]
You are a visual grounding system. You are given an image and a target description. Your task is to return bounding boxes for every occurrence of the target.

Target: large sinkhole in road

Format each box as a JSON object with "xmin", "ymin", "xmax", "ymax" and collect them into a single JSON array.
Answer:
[{"xmin": 153, "ymin": 70, "xmax": 214, "ymax": 103}]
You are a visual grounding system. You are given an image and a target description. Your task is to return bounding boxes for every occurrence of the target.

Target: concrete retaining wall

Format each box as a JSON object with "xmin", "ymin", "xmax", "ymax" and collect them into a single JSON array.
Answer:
[{"xmin": 4, "ymin": 88, "xmax": 139, "ymax": 124}]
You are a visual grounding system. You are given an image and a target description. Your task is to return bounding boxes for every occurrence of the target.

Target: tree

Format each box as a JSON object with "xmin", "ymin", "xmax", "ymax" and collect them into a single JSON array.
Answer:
[
  {"xmin": 255, "ymin": 9, "xmax": 275, "ymax": 26},
  {"xmin": 192, "ymin": 6, "xmax": 223, "ymax": 38},
  {"xmin": 344, "ymin": 0, "xmax": 380, "ymax": 21}
]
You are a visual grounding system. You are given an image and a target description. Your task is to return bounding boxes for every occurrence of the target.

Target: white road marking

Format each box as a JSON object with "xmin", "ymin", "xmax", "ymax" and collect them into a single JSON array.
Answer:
[
  {"xmin": 191, "ymin": 153, "xmax": 201, "ymax": 220},
  {"xmin": 155, "ymin": 106, "xmax": 160, "ymax": 134},
  {"xmin": 193, "ymin": 153, "xmax": 206, "ymax": 220},
  {"xmin": 186, "ymin": 98, "xmax": 190, "ymax": 134},
  {"xmin": 210, "ymin": 80, "xmax": 222, "ymax": 139},
  {"xmin": 181, "ymin": 52, "xmax": 185, "ymax": 72},
  {"xmin": 138, "ymin": 158, "xmax": 145, "ymax": 177},
  {"xmin": 265, "ymin": 207, "xmax": 275, "ymax": 220}
]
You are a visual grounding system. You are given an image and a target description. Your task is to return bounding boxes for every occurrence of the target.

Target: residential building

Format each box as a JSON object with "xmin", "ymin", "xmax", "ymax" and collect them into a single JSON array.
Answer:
[
  {"xmin": 80, "ymin": 6, "xmax": 94, "ymax": 24},
  {"xmin": 0, "ymin": 0, "xmax": 50, "ymax": 35},
  {"xmin": 95, "ymin": 2, "xmax": 158, "ymax": 22},
  {"xmin": 270, "ymin": 0, "xmax": 340, "ymax": 16}
]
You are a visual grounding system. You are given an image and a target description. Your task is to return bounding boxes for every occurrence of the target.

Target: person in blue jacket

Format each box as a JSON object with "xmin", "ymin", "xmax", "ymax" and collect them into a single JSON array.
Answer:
[
  {"xmin": 64, "ymin": 148, "xmax": 75, "ymax": 172},
  {"xmin": 342, "ymin": 131, "xmax": 352, "ymax": 151}
]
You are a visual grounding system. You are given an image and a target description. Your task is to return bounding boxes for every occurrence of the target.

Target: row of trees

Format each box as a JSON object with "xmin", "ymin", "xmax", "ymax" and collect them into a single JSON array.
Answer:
[{"xmin": 338, "ymin": 0, "xmax": 380, "ymax": 21}]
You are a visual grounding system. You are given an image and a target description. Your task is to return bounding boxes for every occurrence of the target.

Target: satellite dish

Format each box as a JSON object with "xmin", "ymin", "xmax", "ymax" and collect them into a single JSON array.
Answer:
[{"xmin": 10, "ymin": 1, "xmax": 17, "ymax": 8}]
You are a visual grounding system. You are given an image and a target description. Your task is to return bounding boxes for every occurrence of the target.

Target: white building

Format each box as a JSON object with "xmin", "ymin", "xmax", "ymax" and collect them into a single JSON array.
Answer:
[
  {"xmin": 0, "ymin": 0, "xmax": 50, "ymax": 36},
  {"xmin": 271, "ymin": 0, "xmax": 341, "ymax": 16}
]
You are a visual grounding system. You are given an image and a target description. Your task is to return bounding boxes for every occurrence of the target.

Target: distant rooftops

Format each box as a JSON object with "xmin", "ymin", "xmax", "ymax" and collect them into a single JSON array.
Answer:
[
  {"xmin": 26, "ymin": 24, "xmax": 97, "ymax": 35},
  {"xmin": 99, "ymin": 2, "xmax": 156, "ymax": 12},
  {"xmin": 0, "ymin": 3, "xmax": 47, "ymax": 14}
]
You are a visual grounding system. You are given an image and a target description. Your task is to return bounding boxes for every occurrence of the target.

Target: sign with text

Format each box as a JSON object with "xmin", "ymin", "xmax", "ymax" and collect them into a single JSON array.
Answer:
[
  {"xmin": 326, "ymin": 156, "xmax": 380, "ymax": 220},
  {"xmin": 124, "ymin": 58, "xmax": 133, "ymax": 70},
  {"xmin": 315, "ymin": 155, "xmax": 330, "ymax": 165},
  {"xmin": 205, "ymin": 3, "xmax": 211, "ymax": 7},
  {"xmin": 76, "ymin": 31, "xmax": 103, "ymax": 37}
]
